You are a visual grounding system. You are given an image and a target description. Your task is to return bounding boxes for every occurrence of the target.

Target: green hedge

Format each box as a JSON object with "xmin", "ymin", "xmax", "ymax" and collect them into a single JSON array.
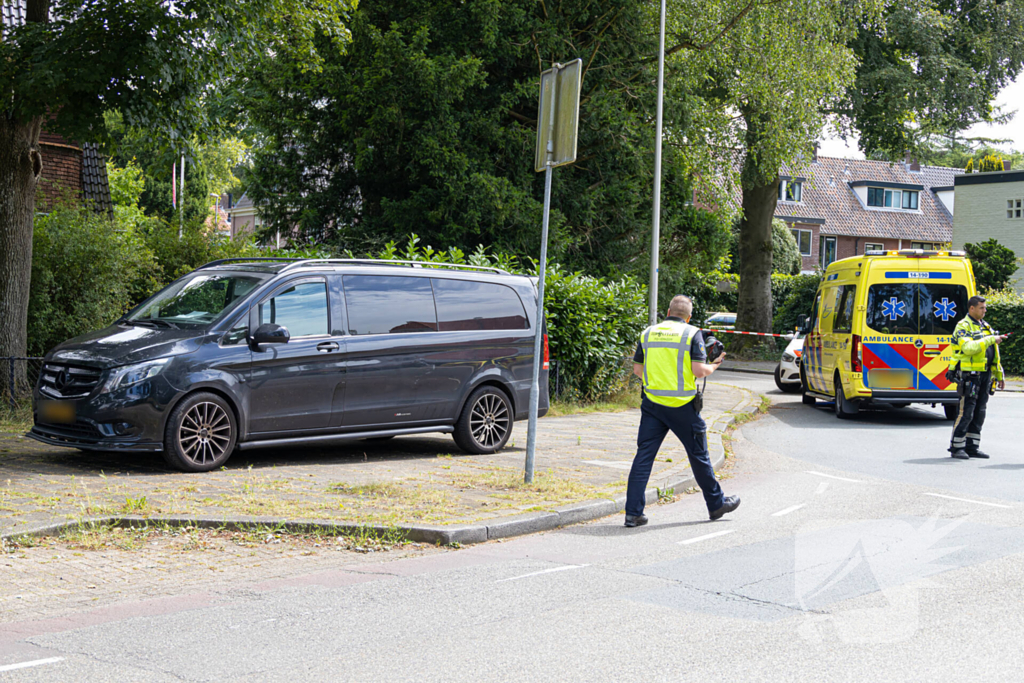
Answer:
[
  {"xmin": 980, "ymin": 289, "xmax": 1024, "ymax": 375},
  {"xmin": 773, "ymin": 274, "xmax": 822, "ymax": 334}
]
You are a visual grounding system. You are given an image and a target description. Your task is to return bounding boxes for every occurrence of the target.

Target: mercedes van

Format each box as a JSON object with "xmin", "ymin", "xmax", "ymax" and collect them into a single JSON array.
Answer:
[
  {"xmin": 800, "ymin": 249, "xmax": 976, "ymax": 419},
  {"xmin": 29, "ymin": 259, "xmax": 548, "ymax": 471}
]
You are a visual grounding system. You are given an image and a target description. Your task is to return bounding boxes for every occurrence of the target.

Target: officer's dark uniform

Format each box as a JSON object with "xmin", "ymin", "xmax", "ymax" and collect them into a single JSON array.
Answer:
[
  {"xmin": 626, "ymin": 316, "xmax": 726, "ymax": 518},
  {"xmin": 948, "ymin": 314, "xmax": 1004, "ymax": 458}
]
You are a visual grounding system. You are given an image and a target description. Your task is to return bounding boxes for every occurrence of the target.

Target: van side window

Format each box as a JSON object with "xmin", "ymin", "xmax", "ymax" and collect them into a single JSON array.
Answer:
[
  {"xmin": 818, "ymin": 288, "xmax": 838, "ymax": 333},
  {"xmin": 259, "ymin": 281, "xmax": 329, "ymax": 337},
  {"xmin": 343, "ymin": 275, "xmax": 438, "ymax": 335},
  {"xmin": 809, "ymin": 292, "xmax": 822, "ymax": 331},
  {"xmin": 866, "ymin": 283, "xmax": 916, "ymax": 335},
  {"xmin": 222, "ymin": 317, "xmax": 249, "ymax": 346},
  {"xmin": 431, "ymin": 279, "xmax": 528, "ymax": 331},
  {"xmin": 833, "ymin": 286, "xmax": 856, "ymax": 334}
]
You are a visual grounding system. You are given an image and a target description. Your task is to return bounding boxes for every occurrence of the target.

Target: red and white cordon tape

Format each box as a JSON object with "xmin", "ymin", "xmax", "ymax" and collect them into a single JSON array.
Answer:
[{"xmin": 703, "ymin": 327, "xmax": 795, "ymax": 339}]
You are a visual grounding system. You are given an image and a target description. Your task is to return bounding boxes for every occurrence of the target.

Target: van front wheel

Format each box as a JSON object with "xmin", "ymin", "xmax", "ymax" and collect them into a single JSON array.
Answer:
[
  {"xmin": 453, "ymin": 386, "xmax": 513, "ymax": 454},
  {"xmin": 163, "ymin": 392, "xmax": 237, "ymax": 472},
  {"xmin": 834, "ymin": 375, "xmax": 858, "ymax": 419}
]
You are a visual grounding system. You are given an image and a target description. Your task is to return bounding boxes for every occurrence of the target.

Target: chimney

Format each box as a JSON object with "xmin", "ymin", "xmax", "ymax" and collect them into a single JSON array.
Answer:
[
  {"xmin": 1004, "ymin": 160, "xmax": 1012, "ymax": 171},
  {"xmin": 904, "ymin": 151, "xmax": 921, "ymax": 173}
]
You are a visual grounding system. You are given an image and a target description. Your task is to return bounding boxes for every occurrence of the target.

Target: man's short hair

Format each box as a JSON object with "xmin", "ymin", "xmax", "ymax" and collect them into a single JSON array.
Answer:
[
  {"xmin": 968, "ymin": 295, "xmax": 987, "ymax": 309},
  {"xmin": 668, "ymin": 295, "xmax": 693, "ymax": 319}
]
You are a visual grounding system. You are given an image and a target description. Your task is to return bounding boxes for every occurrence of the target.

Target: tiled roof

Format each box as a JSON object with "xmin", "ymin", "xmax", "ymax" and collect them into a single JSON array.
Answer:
[
  {"xmin": 1, "ymin": 0, "xmax": 26, "ymax": 30},
  {"xmin": 776, "ymin": 156, "xmax": 961, "ymax": 242},
  {"xmin": 81, "ymin": 143, "xmax": 113, "ymax": 217}
]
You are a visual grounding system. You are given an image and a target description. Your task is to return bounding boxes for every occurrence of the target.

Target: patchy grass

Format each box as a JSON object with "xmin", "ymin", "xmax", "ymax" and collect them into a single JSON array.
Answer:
[
  {"xmin": 0, "ymin": 406, "xmax": 32, "ymax": 436},
  {"xmin": 730, "ymin": 393, "xmax": 771, "ymax": 427},
  {"xmin": 547, "ymin": 385, "xmax": 642, "ymax": 417}
]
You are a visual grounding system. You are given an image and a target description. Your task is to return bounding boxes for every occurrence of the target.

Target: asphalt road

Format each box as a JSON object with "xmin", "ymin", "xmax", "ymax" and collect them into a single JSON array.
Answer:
[{"xmin": 4, "ymin": 370, "xmax": 1024, "ymax": 682}]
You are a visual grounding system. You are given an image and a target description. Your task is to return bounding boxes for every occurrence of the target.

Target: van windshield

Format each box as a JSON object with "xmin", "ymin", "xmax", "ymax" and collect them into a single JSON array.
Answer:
[
  {"xmin": 866, "ymin": 283, "xmax": 968, "ymax": 335},
  {"xmin": 126, "ymin": 273, "xmax": 269, "ymax": 329}
]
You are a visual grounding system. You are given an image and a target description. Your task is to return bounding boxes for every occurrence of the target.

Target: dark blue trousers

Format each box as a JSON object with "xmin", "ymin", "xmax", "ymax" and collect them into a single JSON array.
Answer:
[{"xmin": 626, "ymin": 396, "xmax": 725, "ymax": 517}]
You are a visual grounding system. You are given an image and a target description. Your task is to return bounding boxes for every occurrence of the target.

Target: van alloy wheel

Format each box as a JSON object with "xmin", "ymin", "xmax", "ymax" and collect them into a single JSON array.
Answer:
[
  {"xmin": 470, "ymin": 393, "xmax": 510, "ymax": 449},
  {"xmin": 178, "ymin": 402, "xmax": 232, "ymax": 466},
  {"xmin": 453, "ymin": 386, "xmax": 514, "ymax": 454},
  {"xmin": 163, "ymin": 391, "xmax": 238, "ymax": 472}
]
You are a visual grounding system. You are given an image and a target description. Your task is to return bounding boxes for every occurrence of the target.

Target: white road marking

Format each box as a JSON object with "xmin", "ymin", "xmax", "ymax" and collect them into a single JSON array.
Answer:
[
  {"xmin": 923, "ymin": 492, "xmax": 1012, "ymax": 509},
  {"xmin": 678, "ymin": 529, "xmax": 735, "ymax": 545},
  {"xmin": 815, "ymin": 482, "xmax": 829, "ymax": 495},
  {"xmin": 0, "ymin": 658, "xmax": 64, "ymax": 673},
  {"xmin": 771, "ymin": 503, "xmax": 806, "ymax": 517},
  {"xmin": 582, "ymin": 460, "xmax": 634, "ymax": 471},
  {"xmin": 496, "ymin": 564, "xmax": 589, "ymax": 583},
  {"xmin": 806, "ymin": 470, "xmax": 861, "ymax": 483}
]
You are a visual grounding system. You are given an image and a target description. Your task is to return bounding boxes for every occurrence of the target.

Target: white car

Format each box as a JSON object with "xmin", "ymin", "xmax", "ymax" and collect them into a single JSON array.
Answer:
[
  {"xmin": 705, "ymin": 312, "xmax": 736, "ymax": 330},
  {"xmin": 774, "ymin": 333, "xmax": 804, "ymax": 393}
]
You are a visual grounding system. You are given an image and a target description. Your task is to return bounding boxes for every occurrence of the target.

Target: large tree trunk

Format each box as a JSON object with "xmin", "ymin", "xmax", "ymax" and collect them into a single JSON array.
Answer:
[
  {"xmin": 0, "ymin": 114, "xmax": 44, "ymax": 376},
  {"xmin": 735, "ymin": 109, "xmax": 779, "ymax": 337}
]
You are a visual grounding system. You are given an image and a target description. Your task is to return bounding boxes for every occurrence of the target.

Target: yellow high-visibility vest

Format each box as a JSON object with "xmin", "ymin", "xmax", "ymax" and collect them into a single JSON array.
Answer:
[
  {"xmin": 949, "ymin": 316, "xmax": 1004, "ymax": 379},
  {"xmin": 640, "ymin": 320, "xmax": 699, "ymax": 407}
]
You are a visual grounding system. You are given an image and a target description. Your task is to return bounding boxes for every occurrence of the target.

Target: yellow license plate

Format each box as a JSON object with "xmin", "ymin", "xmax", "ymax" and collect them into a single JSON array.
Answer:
[{"xmin": 39, "ymin": 400, "xmax": 76, "ymax": 424}]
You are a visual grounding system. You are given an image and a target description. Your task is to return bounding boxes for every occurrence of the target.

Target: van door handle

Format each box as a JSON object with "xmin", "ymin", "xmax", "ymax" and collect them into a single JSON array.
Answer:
[
  {"xmin": 923, "ymin": 350, "xmax": 941, "ymax": 357},
  {"xmin": 317, "ymin": 342, "xmax": 340, "ymax": 353}
]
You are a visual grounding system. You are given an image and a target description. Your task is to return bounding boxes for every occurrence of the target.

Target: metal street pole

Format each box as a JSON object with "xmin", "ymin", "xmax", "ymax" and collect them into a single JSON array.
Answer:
[
  {"xmin": 525, "ymin": 63, "xmax": 562, "ymax": 485},
  {"xmin": 649, "ymin": 0, "xmax": 667, "ymax": 326}
]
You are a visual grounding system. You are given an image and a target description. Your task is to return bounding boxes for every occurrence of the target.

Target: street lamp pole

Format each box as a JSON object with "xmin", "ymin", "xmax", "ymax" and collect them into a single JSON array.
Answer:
[{"xmin": 649, "ymin": 0, "xmax": 667, "ymax": 326}]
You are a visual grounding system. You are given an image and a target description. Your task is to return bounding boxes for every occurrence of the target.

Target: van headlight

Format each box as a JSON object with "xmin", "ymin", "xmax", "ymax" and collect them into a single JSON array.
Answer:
[{"xmin": 101, "ymin": 358, "xmax": 171, "ymax": 394}]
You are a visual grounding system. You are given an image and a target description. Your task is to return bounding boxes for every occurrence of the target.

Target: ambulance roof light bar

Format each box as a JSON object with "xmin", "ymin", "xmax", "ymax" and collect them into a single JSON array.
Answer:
[
  {"xmin": 897, "ymin": 249, "xmax": 939, "ymax": 258},
  {"xmin": 864, "ymin": 250, "xmax": 887, "ymax": 256}
]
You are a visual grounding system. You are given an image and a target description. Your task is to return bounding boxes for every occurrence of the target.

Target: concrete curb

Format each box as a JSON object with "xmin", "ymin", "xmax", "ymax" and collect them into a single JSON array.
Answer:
[{"xmin": 1, "ymin": 393, "xmax": 762, "ymax": 547}]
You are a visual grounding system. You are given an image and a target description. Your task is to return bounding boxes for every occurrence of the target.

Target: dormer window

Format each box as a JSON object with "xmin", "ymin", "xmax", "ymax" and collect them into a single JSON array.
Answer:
[
  {"xmin": 867, "ymin": 187, "xmax": 918, "ymax": 210},
  {"xmin": 779, "ymin": 180, "xmax": 802, "ymax": 202}
]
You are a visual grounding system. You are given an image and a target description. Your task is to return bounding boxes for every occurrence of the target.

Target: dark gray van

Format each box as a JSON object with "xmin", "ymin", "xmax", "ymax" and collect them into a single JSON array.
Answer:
[{"xmin": 29, "ymin": 259, "xmax": 549, "ymax": 471}]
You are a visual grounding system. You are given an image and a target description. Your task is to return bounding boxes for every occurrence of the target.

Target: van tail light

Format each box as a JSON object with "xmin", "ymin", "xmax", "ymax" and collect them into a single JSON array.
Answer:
[
  {"xmin": 851, "ymin": 334, "xmax": 862, "ymax": 373},
  {"xmin": 542, "ymin": 333, "xmax": 550, "ymax": 370}
]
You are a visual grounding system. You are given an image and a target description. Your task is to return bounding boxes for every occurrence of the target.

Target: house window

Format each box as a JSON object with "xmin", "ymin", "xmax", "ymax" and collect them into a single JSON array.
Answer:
[
  {"xmin": 866, "ymin": 187, "xmax": 918, "ymax": 210},
  {"xmin": 778, "ymin": 180, "xmax": 802, "ymax": 202},
  {"xmin": 791, "ymin": 229, "xmax": 812, "ymax": 256},
  {"xmin": 865, "ymin": 243, "xmax": 884, "ymax": 253},
  {"xmin": 1008, "ymin": 199, "xmax": 1023, "ymax": 219},
  {"xmin": 820, "ymin": 236, "xmax": 837, "ymax": 268},
  {"xmin": 911, "ymin": 242, "xmax": 939, "ymax": 250}
]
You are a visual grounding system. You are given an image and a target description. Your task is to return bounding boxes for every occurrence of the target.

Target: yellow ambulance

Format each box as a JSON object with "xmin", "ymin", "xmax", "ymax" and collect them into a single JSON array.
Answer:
[{"xmin": 799, "ymin": 248, "xmax": 977, "ymax": 419}]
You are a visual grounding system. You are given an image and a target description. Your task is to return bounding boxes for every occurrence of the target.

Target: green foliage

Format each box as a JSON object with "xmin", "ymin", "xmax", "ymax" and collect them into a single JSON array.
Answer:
[
  {"xmin": 772, "ymin": 220, "xmax": 802, "ymax": 276},
  {"xmin": 847, "ymin": 0, "xmax": 1024, "ymax": 158},
  {"xmin": 28, "ymin": 204, "xmax": 159, "ymax": 355},
  {"xmin": 965, "ymin": 239, "xmax": 1018, "ymax": 292},
  {"xmin": 141, "ymin": 220, "xmax": 263, "ymax": 282},
  {"xmin": 242, "ymin": 0, "xmax": 734, "ymax": 281},
  {"xmin": 772, "ymin": 274, "xmax": 823, "ymax": 334},
  {"xmin": 981, "ymin": 290, "xmax": 1024, "ymax": 375},
  {"xmin": 916, "ymin": 138, "xmax": 1024, "ymax": 172},
  {"xmin": 107, "ymin": 160, "xmax": 151, "ymax": 232},
  {"xmin": 978, "ymin": 154, "xmax": 1005, "ymax": 173}
]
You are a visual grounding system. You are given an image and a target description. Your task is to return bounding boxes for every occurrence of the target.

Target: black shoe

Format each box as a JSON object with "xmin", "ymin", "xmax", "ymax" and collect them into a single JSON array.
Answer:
[
  {"xmin": 950, "ymin": 449, "xmax": 970, "ymax": 460},
  {"xmin": 967, "ymin": 450, "xmax": 991, "ymax": 459},
  {"xmin": 709, "ymin": 496, "xmax": 741, "ymax": 520},
  {"xmin": 624, "ymin": 514, "xmax": 648, "ymax": 528}
]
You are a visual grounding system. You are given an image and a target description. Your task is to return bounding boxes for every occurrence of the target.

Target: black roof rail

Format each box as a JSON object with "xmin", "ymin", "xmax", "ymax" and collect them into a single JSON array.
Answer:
[{"xmin": 279, "ymin": 258, "xmax": 511, "ymax": 275}]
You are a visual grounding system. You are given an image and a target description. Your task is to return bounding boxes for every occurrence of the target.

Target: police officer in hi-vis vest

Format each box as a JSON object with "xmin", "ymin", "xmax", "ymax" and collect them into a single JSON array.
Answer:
[
  {"xmin": 948, "ymin": 295, "xmax": 1007, "ymax": 460},
  {"xmin": 625, "ymin": 295, "xmax": 741, "ymax": 527}
]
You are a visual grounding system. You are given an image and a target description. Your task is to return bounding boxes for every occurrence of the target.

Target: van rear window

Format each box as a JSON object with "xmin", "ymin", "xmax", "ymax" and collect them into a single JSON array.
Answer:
[
  {"xmin": 431, "ymin": 279, "xmax": 528, "ymax": 331},
  {"xmin": 866, "ymin": 283, "xmax": 968, "ymax": 335}
]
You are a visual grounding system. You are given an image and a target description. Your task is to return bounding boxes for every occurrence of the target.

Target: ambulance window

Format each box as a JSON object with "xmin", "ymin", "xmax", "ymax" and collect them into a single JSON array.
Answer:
[
  {"xmin": 809, "ymin": 292, "xmax": 822, "ymax": 332},
  {"xmin": 918, "ymin": 284, "xmax": 968, "ymax": 336},
  {"xmin": 818, "ymin": 288, "xmax": 839, "ymax": 333},
  {"xmin": 834, "ymin": 286, "xmax": 856, "ymax": 334},
  {"xmin": 866, "ymin": 283, "xmax": 916, "ymax": 334}
]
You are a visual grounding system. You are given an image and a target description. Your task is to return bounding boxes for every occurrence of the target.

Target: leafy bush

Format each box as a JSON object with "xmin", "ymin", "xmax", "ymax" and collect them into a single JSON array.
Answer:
[
  {"xmin": 141, "ymin": 219, "xmax": 264, "ymax": 282},
  {"xmin": 772, "ymin": 219, "xmax": 802, "ymax": 275},
  {"xmin": 965, "ymin": 238, "xmax": 1017, "ymax": 292},
  {"xmin": 773, "ymin": 274, "xmax": 822, "ymax": 334},
  {"xmin": 979, "ymin": 289, "xmax": 1024, "ymax": 375},
  {"xmin": 29, "ymin": 204, "xmax": 159, "ymax": 355}
]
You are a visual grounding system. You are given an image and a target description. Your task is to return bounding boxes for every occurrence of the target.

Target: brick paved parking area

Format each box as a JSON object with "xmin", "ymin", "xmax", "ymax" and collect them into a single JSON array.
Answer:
[{"xmin": 0, "ymin": 382, "xmax": 754, "ymax": 540}]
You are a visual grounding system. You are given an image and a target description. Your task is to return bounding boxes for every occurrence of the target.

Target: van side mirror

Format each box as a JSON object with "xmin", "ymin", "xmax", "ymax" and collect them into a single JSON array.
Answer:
[
  {"xmin": 796, "ymin": 314, "xmax": 808, "ymax": 332},
  {"xmin": 252, "ymin": 323, "xmax": 290, "ymax": 346}
]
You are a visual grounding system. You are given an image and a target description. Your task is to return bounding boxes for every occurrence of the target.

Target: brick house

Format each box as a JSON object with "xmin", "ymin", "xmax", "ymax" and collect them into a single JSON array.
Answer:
[
  {"xmin": 3, "ymin": 0, "xmax": 113, "ymax": 215},
  {"xmin": 777, "ymin": 155, "xmax": 960, "ymax": 273}
]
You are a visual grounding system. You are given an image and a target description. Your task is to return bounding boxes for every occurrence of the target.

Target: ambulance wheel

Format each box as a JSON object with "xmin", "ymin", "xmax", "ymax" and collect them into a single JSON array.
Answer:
[
  {"xmin": 833, "ymin": 375, "xmax": 858, "ymax": 419},
  {"xmin": 943, "ymin": 403, "xmax": 959, "ymax": 421},
  {"xmin": 800, "ymin": 366, "xmax": 815, "ymax": 405}
]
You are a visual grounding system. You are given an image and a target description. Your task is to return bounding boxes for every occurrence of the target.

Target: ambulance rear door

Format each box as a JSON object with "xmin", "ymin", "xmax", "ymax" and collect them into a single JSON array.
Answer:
[
  {"xmin": 862, "ymin": 264, "xmax": 919, "ymax": 392},
  {"xmin": 913, "ymin": 260, "xmax": 969, "ymax": 393}
]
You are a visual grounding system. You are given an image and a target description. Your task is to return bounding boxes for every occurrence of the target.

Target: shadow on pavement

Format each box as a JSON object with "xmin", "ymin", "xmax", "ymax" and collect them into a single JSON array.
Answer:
[
  {"xmin": 561, "ymin": 519, "xmax": 713, "ymax": 537},
  {"xmin": 904, "ymin": 458, "xmax": 962, "ymax": 465},
  {"xmin": 980, "ymin": 464, "xmax": 1024, "ymax": 470}
]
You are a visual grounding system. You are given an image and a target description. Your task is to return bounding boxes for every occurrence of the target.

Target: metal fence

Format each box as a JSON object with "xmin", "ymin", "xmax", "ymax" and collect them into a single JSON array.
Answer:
[{"xmin": 1, "ymin": 357, "xmax": 43, "ymax": 411}]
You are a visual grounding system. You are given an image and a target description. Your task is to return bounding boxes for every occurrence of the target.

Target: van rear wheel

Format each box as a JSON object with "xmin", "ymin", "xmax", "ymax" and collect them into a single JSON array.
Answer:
[
  {"xmin": 834, "ymin": 375, "xmax": 858, "ymax": 419},
  {"xmin": 453, "ymin": 386, "xmax": 513, "ymax": 454}
]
